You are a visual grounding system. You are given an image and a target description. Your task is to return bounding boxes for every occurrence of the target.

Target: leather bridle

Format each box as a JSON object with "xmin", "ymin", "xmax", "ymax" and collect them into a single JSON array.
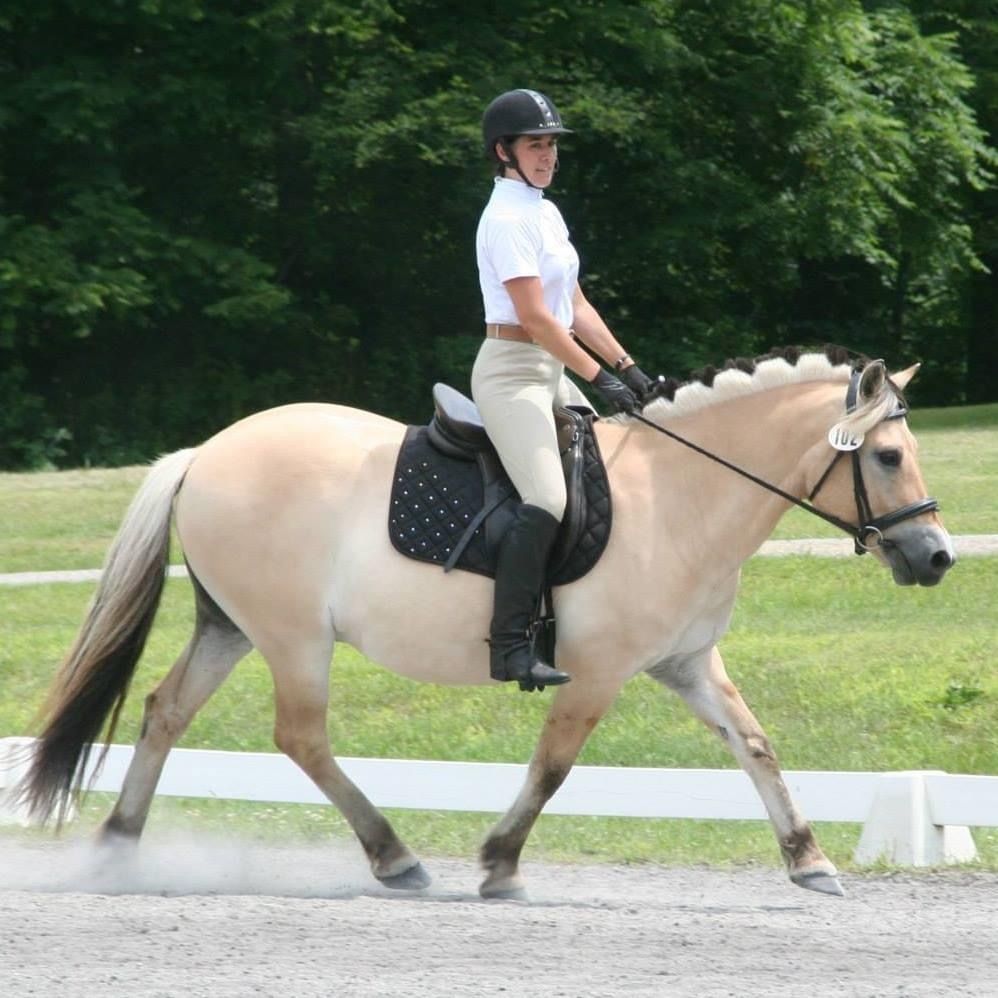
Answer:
[{"xmin": 630, "ymin": 368, "xmax": 940, "ymax": 556}]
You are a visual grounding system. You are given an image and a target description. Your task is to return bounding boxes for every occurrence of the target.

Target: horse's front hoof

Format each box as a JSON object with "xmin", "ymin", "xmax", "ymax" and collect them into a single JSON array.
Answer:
[
  {"xmin": 378, "ymin": 861, "xmax": 431, "ymax": 891},
  {"xmin": 791, "ymin": 870, "xmax": 845, "ymax": 897}
]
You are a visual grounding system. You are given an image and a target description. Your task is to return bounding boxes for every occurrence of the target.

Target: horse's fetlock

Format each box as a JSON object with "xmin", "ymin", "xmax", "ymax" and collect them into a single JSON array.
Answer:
[
  {"xmin": 369, "ymin": 846, "xmax": 417, "ymax": 879},
  {"xmin": 481, "ymin": 832, "xmax": 522, "ymax": 872},
  {"xmin": 480, "ymin": 838, "xmax": 504, "ymax": 868},
  {"xmin": 100, "ymin": 812, "xmax": 142, "ymax": 843},
  {"xmin": 780, "ymin": 825, "xmax": 818, "ymax": 865}
]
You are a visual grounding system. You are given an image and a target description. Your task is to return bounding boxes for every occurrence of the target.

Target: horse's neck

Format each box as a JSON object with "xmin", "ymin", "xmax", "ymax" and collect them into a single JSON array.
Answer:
[{"xmin": 613, "ymin": 382, "xmax": 840, "ymax": 568}]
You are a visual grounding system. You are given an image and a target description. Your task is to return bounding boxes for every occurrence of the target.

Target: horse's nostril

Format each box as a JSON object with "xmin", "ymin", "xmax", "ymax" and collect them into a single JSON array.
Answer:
[{"xmin": 930, "ymin": 549, "xmax": 953, "ymax": 571}]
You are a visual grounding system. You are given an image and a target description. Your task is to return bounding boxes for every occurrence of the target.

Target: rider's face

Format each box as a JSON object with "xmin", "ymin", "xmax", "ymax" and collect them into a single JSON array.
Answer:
[{"xmin": 501, "ymin": 134, "xmax": 559, "ymax": 188}]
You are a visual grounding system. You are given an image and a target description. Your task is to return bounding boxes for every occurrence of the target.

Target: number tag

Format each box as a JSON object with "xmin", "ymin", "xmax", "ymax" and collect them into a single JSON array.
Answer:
[{"xmin": 828, "ymin": 424, "xmax": 864, "ymax": 451}]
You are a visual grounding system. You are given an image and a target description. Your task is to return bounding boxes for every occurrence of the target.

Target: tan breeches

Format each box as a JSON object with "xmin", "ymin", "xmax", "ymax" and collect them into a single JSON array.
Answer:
[{"xmin": 471, "ymin": 338, "xmax": 590, "ymax": 520}]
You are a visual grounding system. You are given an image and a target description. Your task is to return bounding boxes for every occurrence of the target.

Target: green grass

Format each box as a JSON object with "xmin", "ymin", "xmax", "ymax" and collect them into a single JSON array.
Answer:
[
  {"xmin": 909, "ymin": 401, "xmax": 998, "ymax": 431},
  {"xmin": 4, "ymin": 560, "xmax": 994, "ymax": 772},
  {"xmin": 1, "ymin": 403, "xmax": 995, "ymax": 872},
  {"xmin": 0, "ymin": 466, "xmax": 149, "ymax": 573}
]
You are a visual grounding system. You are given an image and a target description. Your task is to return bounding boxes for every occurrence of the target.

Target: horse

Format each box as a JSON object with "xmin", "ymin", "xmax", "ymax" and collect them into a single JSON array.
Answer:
[{"xmin": 17, "ymin": 346, "xmax": 954, "ymax": 900}]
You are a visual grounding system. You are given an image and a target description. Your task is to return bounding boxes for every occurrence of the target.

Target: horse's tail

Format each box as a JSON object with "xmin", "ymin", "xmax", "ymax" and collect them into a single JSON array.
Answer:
[{"xmin": 18, "ymin": 447, "xmax": 199, "ymax": 825}]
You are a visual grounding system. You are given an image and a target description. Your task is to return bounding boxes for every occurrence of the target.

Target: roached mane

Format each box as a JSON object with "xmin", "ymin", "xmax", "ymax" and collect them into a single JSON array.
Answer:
[{"xmin": 637, "ymin": 344, "xmax": 864, "ymax": 424}]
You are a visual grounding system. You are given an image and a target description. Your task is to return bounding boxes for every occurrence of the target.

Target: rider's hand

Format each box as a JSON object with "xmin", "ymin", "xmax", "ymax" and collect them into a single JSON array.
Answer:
[
  {"xmin": 590, "ymin": 368, "xmax": 639, "ymax": 414},
  {"xmin": 619, "ymin": 363, "xmax": 655, "ymax": 400}
]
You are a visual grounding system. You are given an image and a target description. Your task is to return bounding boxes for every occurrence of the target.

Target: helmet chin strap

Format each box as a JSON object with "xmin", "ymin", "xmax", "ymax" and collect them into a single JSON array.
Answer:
[{"xmin": 514, "ymin": 165, "xmax": 537, "ymax": 188}]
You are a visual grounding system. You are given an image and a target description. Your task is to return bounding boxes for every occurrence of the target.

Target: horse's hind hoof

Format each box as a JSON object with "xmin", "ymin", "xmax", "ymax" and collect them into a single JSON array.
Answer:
[
  {"xmin": 95, "ymin": 823, "xmax": 140, "ymax": 855},
  {"xmin": 479, "ymin": 871, "xmax": 528, "ymax": 902},
  {"xmin": 378, "ymin": 861, "xmax": 431, "ymax": 891},
  {"xmin": 791, "ymin": 870, "xmax": 845, "ymax": 897}
]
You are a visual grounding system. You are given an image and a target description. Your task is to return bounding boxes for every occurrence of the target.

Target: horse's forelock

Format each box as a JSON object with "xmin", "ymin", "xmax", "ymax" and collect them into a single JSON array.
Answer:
[{"xmin": 837, "ymin": 372, "xmax": 901, "ymax": 436}]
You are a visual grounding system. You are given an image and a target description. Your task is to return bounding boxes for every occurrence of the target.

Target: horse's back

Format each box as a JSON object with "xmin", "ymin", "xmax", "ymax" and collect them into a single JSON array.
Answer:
[
  {"xmin": 187, "ymin": 399, "xmax": 400, "ymax": 476},
  {"xmin": 203, "ymin": 400, "xmax": 402, "ymax": 450}
]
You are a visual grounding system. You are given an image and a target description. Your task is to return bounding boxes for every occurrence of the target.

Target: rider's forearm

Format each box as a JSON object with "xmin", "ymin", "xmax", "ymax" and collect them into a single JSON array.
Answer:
[
  {"xmin": 517, "ymin": 312, "xmax": 602, "ymax": 381},
  {"xmin": 571, "ymin": 288, "xmax": 634, "ymax": 372}
]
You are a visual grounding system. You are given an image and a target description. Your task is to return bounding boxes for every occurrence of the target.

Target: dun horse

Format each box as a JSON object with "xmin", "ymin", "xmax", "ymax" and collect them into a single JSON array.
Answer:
[{"xmin": 18, "ymin": 347, "xmax": 954, "ymax": 899}]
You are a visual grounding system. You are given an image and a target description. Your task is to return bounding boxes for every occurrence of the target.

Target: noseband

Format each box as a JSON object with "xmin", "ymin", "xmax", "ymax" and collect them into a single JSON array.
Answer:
[{"xmin": 631, "ymin": 368, "xmax": 940, "ymax": 555}]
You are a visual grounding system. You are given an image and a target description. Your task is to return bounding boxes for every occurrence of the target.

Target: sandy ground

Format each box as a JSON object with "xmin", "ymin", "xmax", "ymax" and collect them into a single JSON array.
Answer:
[{"xmin": 1, "ymin": 835, "xmax": 996, "ymax": 998}]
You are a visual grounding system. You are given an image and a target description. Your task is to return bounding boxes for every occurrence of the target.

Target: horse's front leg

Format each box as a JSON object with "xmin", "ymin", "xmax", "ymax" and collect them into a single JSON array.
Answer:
[
  {"xmin": 480, "ymin": 680, "xmax": 621, "ymax": 900},
  {"xmin": 649, "ymin": 646, "xmax": 843, "ymax": 897}
]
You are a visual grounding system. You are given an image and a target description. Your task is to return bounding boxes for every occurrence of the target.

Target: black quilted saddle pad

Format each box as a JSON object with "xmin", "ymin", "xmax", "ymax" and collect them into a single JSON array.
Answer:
[{"xmin": 388, "ymin": 414, "xmax": 611, "ymax": 587}]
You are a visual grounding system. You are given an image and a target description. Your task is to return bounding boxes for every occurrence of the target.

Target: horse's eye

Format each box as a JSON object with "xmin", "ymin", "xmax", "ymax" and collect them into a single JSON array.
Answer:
[{"xmin": 877, "ymin": 449, "xmax": 902, "ymax": 468}]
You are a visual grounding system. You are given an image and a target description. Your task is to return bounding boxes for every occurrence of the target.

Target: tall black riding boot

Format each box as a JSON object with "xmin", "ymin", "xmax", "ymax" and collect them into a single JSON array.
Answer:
[{"xmin": 489, "ymin": 503, "xmax": 571, "ymax": 692}]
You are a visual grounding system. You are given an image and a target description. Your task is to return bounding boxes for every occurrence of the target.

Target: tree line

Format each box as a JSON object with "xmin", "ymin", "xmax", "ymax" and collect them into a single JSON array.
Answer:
[{"xmin": 1, "ymin": 0, "xmax": 995, "ymax": 469}]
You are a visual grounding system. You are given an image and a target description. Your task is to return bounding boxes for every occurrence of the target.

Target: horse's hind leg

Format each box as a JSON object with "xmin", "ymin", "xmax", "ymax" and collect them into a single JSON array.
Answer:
[
  {"xmin": 649, "ymin": 645, "xmax": 843, "ymax": 896},
  {"xmin": 262, "ymin": 628, "xmax": 429, "ymax": 891},
  {"xmin": 100, "ymin": 580, "xmax": 252, "ymax": 843}
]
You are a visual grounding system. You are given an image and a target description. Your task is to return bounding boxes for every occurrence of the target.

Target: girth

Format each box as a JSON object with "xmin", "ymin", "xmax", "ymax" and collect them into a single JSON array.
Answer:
[{"xmin": 388, "ymin": 383, "xmax": 612, "ymax": 586}]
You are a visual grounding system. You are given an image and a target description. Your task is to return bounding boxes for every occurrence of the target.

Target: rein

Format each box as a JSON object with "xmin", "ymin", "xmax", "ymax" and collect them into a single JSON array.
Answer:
[{"xmin": 629, "ymin": 370, "xmax": 939, "ymax": 556}]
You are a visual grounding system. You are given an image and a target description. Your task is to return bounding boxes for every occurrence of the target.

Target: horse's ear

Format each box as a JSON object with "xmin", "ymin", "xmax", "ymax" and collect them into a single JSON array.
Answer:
[
  {"xmin": 889, "ymin": 363, "xmax": 920, "ymax": 391},
  {"xmin": 858, "ymin": 359, "xmax": 887, "ymax": 402}
]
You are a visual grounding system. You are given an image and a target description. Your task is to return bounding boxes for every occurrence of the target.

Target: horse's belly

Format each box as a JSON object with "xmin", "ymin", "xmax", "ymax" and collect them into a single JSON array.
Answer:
[{"xmin": 332, "ymin": 527, "xmax": 498, "ymax": 685}]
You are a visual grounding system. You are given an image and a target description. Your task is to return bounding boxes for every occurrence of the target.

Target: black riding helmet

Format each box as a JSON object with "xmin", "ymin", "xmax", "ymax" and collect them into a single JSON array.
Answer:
[{"xmin": 482, "ymin": 89, "xmax": 573, "ymax": 187}]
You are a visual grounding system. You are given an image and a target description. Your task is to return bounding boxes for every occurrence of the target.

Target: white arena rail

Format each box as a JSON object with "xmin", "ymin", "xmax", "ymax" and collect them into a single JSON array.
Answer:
[{"xmin": 1, "ymin": 737, "xmax": 996, "ymax": 867}]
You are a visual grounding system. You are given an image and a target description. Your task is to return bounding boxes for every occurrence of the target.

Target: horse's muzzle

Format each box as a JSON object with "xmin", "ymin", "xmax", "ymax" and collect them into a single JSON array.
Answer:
[{"xmin": 880, "ymin": 524, "xmax": 956, "ymax": 587}]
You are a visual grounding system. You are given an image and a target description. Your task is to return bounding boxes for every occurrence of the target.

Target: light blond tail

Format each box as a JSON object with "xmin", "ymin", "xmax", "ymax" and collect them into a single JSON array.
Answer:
[{"xmin": 18, "ymin": 448, "xmax": 198, "ymax": 824}]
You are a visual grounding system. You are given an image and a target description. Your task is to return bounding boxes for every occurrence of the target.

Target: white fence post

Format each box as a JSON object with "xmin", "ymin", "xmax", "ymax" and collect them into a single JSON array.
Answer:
[{"xmin": 853, "ymin": 771, "xmax": 977, "ymax": 867}]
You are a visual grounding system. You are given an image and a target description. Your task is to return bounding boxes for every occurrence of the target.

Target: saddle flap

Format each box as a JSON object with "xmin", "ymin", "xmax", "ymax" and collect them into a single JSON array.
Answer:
[{"xmin": 549, "ymin": 406, "xmax": 588, "ymax": 577}]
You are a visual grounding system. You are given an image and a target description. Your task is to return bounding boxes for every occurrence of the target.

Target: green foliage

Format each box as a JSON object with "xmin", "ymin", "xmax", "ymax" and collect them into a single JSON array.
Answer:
[
  {"xmin": 0, "ymin": 365, "xmax": 68, "ymax": 469},
  {"xmin": 0, "ymin": 0, "xmax": 995, "ymax": 468},
  {"xmin": 909, "ymin": 2, "xmax": 998, "ymax": 402}
]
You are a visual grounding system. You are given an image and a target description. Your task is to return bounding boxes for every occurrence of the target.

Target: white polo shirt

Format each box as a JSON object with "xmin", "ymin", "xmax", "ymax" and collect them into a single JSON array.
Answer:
[{"xmin": 476, "ymin": 177, "xmax": 580, "ymax": 328}]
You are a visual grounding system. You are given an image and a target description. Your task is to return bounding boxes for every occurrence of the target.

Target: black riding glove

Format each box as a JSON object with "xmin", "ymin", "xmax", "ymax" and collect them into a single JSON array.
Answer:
[
  {"xmin": 620, "ymin": 363, "xmax": 655, "ymax": 400},
  {"xmin": 590, "ymin": 368, "xmax": 639, "ymax": 414}
]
